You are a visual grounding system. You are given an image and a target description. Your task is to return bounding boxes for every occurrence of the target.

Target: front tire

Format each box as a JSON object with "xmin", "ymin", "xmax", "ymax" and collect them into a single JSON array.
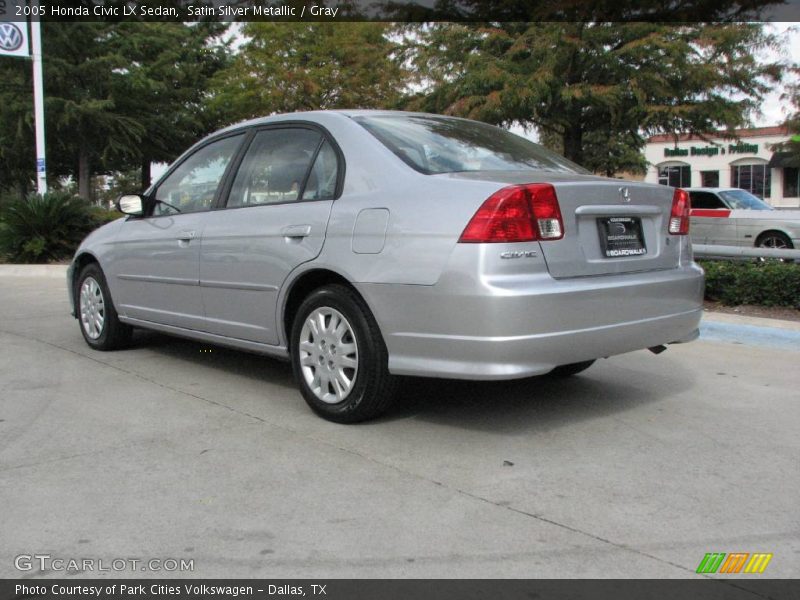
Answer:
[
  {"xmin": 76, "ymin": 263, "xmax": 132, "ymax": 351},
  {"xmin": 756, "ymin": 231, "xmax": 792, "ymax": 250},
  {"xmin": 756, "ymin": 231, "xmax": 793, "ymax": 263},
  {"xmin": 290, "ymin": 284, "xmax": 398, "ymax": 423}
]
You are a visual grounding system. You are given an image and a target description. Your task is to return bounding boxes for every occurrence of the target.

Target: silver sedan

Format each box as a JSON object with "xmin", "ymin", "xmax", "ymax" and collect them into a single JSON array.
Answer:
[{"xmin": 68, "ymin": 111, "xmax": 704, "ymax": 422}]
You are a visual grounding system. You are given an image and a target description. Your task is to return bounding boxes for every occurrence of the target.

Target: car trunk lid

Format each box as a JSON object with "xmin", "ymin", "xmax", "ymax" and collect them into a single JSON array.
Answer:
[{"xmin": 443, "ymin": 171, "xmax": 682, "ymax": 279}]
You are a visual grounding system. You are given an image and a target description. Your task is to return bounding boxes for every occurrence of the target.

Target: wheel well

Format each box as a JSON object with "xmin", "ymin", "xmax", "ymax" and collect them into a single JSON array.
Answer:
[
  {"xmin": 756, "ymin": 230, "xmax": 793, "ymax": 248},
  {"xmin": 71, "ymin": 253, "xmax": 100, "ymax": 313},
  {"xmin": 282, "ymin": 269, "xmax": 356, "ymax": 343}
]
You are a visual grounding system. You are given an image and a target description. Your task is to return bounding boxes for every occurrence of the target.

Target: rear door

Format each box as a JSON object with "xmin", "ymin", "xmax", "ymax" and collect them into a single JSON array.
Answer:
[
  {"xmin": 538, "ymin": 179, "xmax": 682, "ymax": 278},
  {"xmin": 199, "ymin": 126, "xmax": 341, "ymax": 344},
  {"xmin": 688, "ymin": 191, "xmax": 735, "ymax": 245}
]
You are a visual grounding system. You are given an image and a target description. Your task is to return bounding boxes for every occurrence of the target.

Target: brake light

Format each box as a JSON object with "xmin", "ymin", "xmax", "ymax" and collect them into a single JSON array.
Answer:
[
  {"xmin": 669, "ymin": 188, "xmax": 690, "ymax": 235},
  {"xmin": 459, "ymin": 183, "xmax": 564, "ymax": 243}
]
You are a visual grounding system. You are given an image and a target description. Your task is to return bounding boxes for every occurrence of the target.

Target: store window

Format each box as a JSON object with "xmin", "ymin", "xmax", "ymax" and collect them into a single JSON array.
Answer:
[
  {"xmin": 731, "ymin": 163, "xmax": 771, "ymax": 198},
  {"xmin": 701, "ymin": 171, "xmax": 719, "ymax": 187},
  {"xmin": 784, "ymin": 167, "xmax": 799, "ymax": 198},
  {"xmin": 658, "ymin": 164, "xmax": 691, "ymax": 187}
]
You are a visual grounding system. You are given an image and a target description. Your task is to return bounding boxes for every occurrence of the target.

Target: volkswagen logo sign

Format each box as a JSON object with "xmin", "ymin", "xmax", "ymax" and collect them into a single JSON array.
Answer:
[
  {"xmin": 0, "ymin": 23, "xmax": 24, "ymax": 53},
  {"xmin": 618, "ymin": 186, "xmax": 631, "ymax": 203}
]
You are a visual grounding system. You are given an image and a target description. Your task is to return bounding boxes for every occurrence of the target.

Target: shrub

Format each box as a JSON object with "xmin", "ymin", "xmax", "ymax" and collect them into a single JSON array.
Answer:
[
  {"xmin": 700, "ymin": 260, "xmax": 800, "ymax": 309},
  {"xmin": 0, "ymin": 192, "xmax": 119, "ymax": 263}
]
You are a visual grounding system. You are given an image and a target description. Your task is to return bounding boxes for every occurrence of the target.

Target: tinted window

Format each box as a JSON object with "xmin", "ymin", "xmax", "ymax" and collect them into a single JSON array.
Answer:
[
  {"xmin": 701, "ymin": 171, "xmax": 719, "ymax": 187},
  {"xmin": 302, "ymin": 140, "xmax": 339, "ymax": 200},
  {"xmin": 783, "ymin": 167, "xmax": 799, "ymax": 198},
  {"xmin": 355, "ymin": 115, "xmax": 587, "ymax": 175},
  {"xmin": 227, "ymin": 129, "xmax": 321, "ymax": 207},
  {"xmin": 689, "ymin": 191, "xmax": 725, "ymax": 209},
  {"xmin": 154, "ymin": 134, "xmax": 243, "ymax": 215},
  {"xmin": 731, "ymin": 164, "xmax": 771, "ymax": 199},
  {"xmin": 658, "ymin": 165, "xmax": 691, "ymax": 187}
]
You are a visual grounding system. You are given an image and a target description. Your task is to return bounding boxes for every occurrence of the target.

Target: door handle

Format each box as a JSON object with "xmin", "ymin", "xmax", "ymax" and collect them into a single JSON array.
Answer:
[
  {"xmin": 281, "ymin": 225, "xmax": 312, "ymax": 239},
  {"xmin": 176, "ymin": 230, "xmax": 196, "ymax": 242}
]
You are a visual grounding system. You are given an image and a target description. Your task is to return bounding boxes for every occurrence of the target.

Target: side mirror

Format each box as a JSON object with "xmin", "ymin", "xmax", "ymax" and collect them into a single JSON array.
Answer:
[{"xmin": 117, "ymin": 194, "xmax": 144, "ymax": 216}]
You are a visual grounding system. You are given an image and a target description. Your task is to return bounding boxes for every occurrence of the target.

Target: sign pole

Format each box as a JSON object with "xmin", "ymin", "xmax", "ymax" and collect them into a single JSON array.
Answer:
[{"xmin": 30, "ymin": 11, "xmax": 46, "ymax": 194}]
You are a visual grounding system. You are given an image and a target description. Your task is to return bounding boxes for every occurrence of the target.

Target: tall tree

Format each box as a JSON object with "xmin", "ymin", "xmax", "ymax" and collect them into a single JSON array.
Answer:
[
  {"xmin": 0, "ymin": 56, "xmax": 35, "ymax": 199},
  {"xmin": 403, "ymin": 23, "xmax": 785, "ymax": 176},
  {"xmin": 0, "ymin": 22, "xmax": 229, "ymax": 200},
  {"xmin": 107, "ymin": 22, "xmax": 230, "ymax": 189},
  {"xmin": 208, "ymin": 23, "xmax": 407, "ymax": 125}
]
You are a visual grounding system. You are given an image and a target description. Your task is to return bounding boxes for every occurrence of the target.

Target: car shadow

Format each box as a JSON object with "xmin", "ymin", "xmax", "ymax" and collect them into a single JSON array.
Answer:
[
  {"xmin": 381, "ymin": 357, "xmax": 696, "ymax": 434},
  {"xmin": 125, "ymin": 331, "xmax": 694, "ymax": 434},
  {"xmin": 127, "ymin": 329, "xmax": 295, "ymax": 389}
]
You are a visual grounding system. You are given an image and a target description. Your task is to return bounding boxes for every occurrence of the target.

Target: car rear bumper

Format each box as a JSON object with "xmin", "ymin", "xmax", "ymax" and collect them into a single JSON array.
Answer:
[{"xmin": 356, "ymin": 263, "xmax": 704, "ymax": 380}]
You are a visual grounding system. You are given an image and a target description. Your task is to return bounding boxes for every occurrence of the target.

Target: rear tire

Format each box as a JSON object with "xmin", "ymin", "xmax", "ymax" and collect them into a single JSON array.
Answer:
[
  {"xmin": 550, "ymin": 360, "xmax": 595, "ymax": 377},
  {"xmin": 290, "ymin": 284, "xmax": 398, "ymax": 423},
  {"xmin": 76, "ymin": 263, "xmax": 132, "ymax": 351}
]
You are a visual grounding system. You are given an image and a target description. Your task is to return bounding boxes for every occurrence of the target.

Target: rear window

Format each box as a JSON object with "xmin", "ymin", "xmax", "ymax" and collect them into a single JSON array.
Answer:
[{"xmin": 354, "ymin": 115, "xmax": 588, "ymax": 175}]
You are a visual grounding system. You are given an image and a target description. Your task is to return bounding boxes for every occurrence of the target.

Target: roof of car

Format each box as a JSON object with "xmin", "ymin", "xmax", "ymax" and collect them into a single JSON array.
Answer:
[
  {"xmin": 685, "ymin": 187, "xmax": 739, "ymax": 192},
  {"xmin": 215, "ymin": 109, "xmax": 450, "ymax": 136}
]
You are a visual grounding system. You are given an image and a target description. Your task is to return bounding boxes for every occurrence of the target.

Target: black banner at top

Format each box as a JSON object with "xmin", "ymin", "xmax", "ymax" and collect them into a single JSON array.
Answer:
[{"xmin": 3, "ymin": 0, "xmax": 800, "ymax": 22}]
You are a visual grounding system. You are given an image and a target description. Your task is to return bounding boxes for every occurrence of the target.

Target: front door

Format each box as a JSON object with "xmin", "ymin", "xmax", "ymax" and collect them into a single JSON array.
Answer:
[
  {"xmin": 110, "ymin": 134, "xmax": 245, "ymax": 330},
  {"xmin": 200, "ymin": 127, "xmax": 341, "ymax": 344}
]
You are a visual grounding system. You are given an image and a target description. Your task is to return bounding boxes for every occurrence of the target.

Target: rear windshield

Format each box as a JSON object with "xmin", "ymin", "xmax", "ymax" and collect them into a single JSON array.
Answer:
[{"xmin": 354, "ymin": 115, "xmax": 588, "ymax": 175}]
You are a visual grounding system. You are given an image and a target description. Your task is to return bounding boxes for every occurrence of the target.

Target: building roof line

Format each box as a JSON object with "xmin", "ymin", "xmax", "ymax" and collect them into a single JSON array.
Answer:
[{"xmin": 648, "ymin": 126, "xmax": 788, "ymax": 143}]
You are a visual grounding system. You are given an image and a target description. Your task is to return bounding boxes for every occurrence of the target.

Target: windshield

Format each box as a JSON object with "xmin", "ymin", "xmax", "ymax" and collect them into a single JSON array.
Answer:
[
  {"xmin": 719, "ymin": 189, "xmax": 774, "ymax": 210},
  {"xmin": 354, "ymin": 115, "xmax": 588, "ymax": 175}
]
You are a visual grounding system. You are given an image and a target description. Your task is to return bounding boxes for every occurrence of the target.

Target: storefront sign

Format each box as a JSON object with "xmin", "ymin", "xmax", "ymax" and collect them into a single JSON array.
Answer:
[
  {"xmin": 728, "ymin": 142, "xmax": 758, "ymax": 154},
  {"xmin": 664, "ymin": 142, "xmax": 758, "ymax": 158}
]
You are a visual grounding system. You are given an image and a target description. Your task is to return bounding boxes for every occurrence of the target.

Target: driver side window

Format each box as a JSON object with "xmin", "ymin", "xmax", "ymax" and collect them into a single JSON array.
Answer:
[{"xmin": 153, "ymin": 134, "xmax": 244, "ymax": 216}]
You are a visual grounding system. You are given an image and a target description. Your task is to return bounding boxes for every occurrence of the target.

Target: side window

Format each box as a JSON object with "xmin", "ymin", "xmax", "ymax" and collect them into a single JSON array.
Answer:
[
  {"xmin": 153, "ymin": 134, "xmax": 243, "ymax": 216},
  {"xmin": 689, "ymin": 191, "xmax": 725, "ymax": 209},
  {"xmin": 227, "ymin": 129, "xmax": 321, "ymax": 208},
  {"xmin": 302, "ymin": 140, "xmax": 340, "ymax": 200}
]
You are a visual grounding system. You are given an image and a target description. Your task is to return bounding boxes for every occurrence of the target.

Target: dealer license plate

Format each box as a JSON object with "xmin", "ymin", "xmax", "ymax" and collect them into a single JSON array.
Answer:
[{"xmin": 597, "ymin": 217, "xmax": 647, "ymax": 258}]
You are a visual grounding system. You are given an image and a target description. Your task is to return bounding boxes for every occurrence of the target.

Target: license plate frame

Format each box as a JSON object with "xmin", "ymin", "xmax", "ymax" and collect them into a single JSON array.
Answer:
[{"xmin": 597, "ymin": 216, "xmax": 647, "ymax": 258}]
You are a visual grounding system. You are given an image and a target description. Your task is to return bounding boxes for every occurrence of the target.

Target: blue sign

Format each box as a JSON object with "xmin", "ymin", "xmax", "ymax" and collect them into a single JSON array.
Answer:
[{"xmin": 36, "ymin": 158, "xmax": 45, "ymax": 173}]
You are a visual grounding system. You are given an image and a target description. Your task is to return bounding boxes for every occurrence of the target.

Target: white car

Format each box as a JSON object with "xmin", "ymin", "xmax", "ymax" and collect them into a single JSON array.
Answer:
[{"xmin": 687, "ymin": 187, "xmax": 800, "ymax": 250}]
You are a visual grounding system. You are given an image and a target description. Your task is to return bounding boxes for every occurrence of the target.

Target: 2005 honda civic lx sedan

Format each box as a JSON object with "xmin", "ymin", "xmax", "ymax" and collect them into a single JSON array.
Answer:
[{"xmin": 68, "ymin": 111, "xmax": 704, "ymax": 422}]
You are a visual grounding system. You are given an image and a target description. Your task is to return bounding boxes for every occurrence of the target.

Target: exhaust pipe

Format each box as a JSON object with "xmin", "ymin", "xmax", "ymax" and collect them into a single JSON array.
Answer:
[{"xmin": 648, "ymin": 345, "xmax": 667, "ymax": 355}]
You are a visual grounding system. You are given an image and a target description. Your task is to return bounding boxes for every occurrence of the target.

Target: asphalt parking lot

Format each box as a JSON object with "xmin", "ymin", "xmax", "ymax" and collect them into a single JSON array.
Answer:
[{"xmin": 1, "ymin": 273, "xmax": 798, "ymax": 579}]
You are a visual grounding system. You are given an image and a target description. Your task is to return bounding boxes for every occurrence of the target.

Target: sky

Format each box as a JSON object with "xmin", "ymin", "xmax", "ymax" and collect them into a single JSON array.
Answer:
[{"xmin": 756, "ymin": 23, "xmax": 798, "ymax": 127}]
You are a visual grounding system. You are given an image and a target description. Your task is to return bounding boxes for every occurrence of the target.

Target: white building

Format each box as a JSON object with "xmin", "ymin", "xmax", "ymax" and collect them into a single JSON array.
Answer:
[{"xmin": 644, "ymin": 126, "xmax": 799, "ymax": 207}]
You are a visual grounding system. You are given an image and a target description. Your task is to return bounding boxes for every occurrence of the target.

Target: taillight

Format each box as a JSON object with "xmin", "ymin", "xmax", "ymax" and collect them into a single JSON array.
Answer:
[
  {"xmin": 669, "ymin": 188, "xmax": 690, "ymax": 235},
  {"xmin": 458, "ymin": 183, "xmax": 564, "ymax": 243}
]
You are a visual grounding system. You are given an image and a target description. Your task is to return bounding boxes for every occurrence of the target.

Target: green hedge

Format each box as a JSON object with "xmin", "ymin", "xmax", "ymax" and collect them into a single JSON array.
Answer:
[
  {"xmin": 0, "ymin": 192, "xmax": 122, "ymax": 263},
  {"xmin": 700, "ymin": 260, "xmax": 800, "ymax": 309}
]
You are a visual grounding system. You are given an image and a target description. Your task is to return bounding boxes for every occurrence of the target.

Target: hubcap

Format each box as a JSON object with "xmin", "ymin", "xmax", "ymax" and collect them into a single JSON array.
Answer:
[
  {"xmin": 79, "ymin": 277, "xmax": 105, "ymax": 340},
  {"xmin": 760, "ymin": 236, "xmax": 788, "ymax": 249},
  {"xmin": 298, "ymin": 307, "xmax": 358, "ymax": 404}
]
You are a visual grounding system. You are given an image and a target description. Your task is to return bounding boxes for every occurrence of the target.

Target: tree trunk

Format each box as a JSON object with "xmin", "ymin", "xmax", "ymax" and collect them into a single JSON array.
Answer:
[
  {"xmin": 16, "ymin": 179, "xmax": 28, "ymax": 201},
  {"xmin": 562, "ymin": 125, "xmax": 584, "ymax": 166},
  {"xmin": 78, "ymin": 146, "xmax": 91, "ymax": 202},
  {"xmin": 141, "ymin": 158, "xmax": 151, "ymax": 191}
]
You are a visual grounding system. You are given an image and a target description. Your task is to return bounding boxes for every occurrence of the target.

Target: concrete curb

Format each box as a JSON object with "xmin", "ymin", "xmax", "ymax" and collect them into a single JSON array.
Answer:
[
  {"xmin": 0, "ymin": 264, "xmax": 68, "ymax": 278},
  {"xmin": 702, "ymin": 310, "xmax": 800, "ymax": 332}
]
